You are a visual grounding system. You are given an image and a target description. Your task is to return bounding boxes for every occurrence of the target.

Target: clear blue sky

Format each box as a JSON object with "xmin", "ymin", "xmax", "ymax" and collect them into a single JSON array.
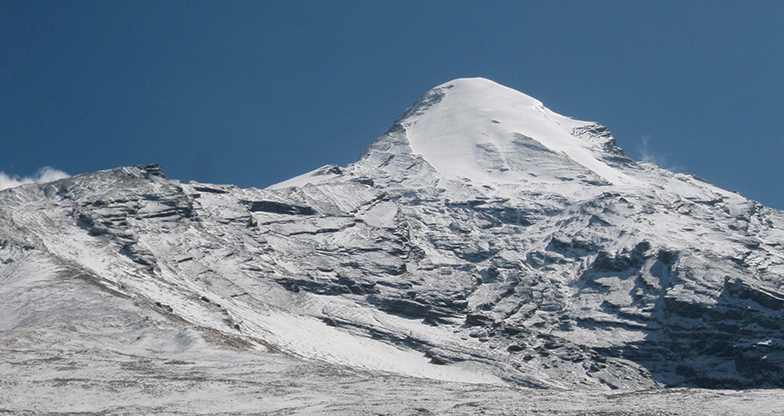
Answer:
[{"xmin": 2, "ymin": 1, "xmax": 783, "ymax": 209}]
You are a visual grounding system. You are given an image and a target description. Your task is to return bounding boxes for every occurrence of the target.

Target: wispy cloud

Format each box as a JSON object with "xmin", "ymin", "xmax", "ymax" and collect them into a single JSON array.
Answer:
[
  {"xmin": 637, "ymin": 136, "xmax": 683, "ymax": 172},
  {"xmin": 0, "ymin": 167, "xmax": 70, "ymax": 191}
]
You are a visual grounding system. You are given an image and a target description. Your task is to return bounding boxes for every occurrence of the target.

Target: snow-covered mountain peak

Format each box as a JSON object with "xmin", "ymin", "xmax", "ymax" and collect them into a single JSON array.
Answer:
[
  {"xmin": 6, "ymin": 78, "xmax": 784, "ymax": 411},
  {"xmin": 356, "ymin": 78, "xmax": 638, "ymax": 190}
]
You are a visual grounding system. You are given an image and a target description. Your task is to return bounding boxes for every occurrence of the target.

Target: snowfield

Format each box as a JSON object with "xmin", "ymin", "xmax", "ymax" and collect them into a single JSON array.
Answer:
[{"xmin": 2, "ymin": 78, "xmax": 784, "ymax": 414}]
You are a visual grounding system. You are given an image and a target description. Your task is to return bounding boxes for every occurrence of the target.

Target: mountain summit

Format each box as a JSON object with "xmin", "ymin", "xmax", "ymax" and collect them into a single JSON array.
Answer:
[
  {"xmin": 359, "ymin": 77, "xmax": 635, "ymax": 188},
  {"xmin": 3, "ymin": 79, "xmax": 784, "ymax": 412}
]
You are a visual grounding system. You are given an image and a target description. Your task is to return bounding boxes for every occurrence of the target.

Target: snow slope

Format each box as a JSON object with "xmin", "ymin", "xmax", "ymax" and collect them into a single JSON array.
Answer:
[{"xmin": 391, "ymin": 78, "xmax": 637, "ymax": 187}]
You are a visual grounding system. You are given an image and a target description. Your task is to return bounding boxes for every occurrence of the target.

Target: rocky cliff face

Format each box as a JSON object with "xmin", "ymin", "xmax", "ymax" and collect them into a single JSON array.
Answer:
[{"xmin": 2, "ymin": 78, "xmax": 783, "ymax": 392}]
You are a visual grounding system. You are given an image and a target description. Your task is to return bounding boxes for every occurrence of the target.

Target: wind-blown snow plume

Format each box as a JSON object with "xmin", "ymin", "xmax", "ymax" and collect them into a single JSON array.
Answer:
[
  {"xmin": 0, "ymin": 167, "xmax": 70, "ymax": 190},
  {"xmin": 637, "ymin": 135, "xmax": 682, "ymax": 172},
  {"xmin": 638, "ymin": 136, "xmax": 662, "ymax": 165}
]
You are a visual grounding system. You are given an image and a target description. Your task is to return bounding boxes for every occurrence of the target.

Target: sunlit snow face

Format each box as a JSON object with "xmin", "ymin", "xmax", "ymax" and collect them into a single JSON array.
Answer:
[{"xmin": 375, "ymin": 78, "xmax": 638, "ymax": 189}]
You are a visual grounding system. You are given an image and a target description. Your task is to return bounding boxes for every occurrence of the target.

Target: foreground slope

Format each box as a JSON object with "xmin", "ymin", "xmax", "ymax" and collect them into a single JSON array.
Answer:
[{"xmin": 2, "ymin": 79, "xmax": 784, "ymax": 413}]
